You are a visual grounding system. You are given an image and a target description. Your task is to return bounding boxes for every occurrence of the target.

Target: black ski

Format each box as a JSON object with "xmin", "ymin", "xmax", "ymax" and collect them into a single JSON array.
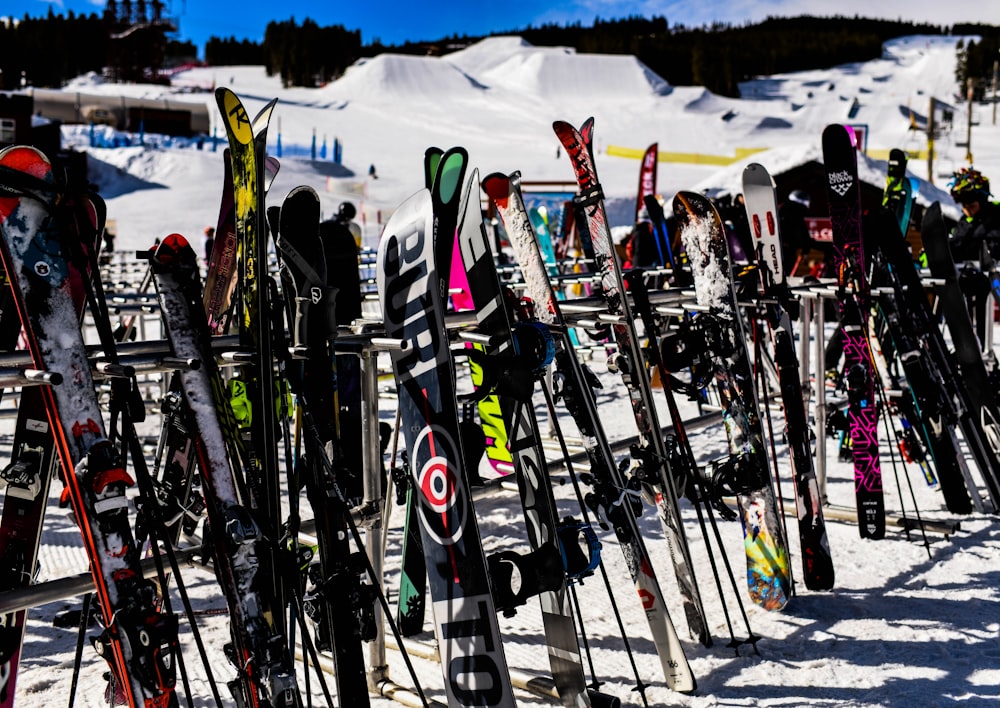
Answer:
[{"xmin": 377, "ymin": 187, "xmax": 516, "ymax": 707}]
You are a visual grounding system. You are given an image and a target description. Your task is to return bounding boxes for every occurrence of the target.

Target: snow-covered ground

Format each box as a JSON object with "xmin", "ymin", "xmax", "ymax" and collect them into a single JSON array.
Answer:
[{"xmin": 6, "ymin": 33, "xmax": 1000, "ymax": 707}]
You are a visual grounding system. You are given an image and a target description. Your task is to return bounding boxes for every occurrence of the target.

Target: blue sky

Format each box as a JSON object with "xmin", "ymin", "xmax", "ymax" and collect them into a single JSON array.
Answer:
[{"xmin": 3, "ymin": 0, "xmax": 998, "ymax": 52}]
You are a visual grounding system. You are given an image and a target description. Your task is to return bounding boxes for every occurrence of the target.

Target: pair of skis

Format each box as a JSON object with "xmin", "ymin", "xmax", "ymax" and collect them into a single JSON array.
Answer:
[
  {"xmin": 0, "ymin": 146, "xmax": 179, "ymax": 706},
  {"xmin": 485, "ymin": 164, "xmax": 697, "ymax": 692}
]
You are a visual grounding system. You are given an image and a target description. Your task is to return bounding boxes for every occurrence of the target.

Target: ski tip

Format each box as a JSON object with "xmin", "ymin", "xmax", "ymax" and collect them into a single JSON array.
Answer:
[
  {"xmin": 432, "ymin": 148, "xmax": 469, "ymax": 207},
  {"xmin": 151, "ymin": 233, "xmax": 194, "ymax": 266},
  {"xmin": 481, "ymin": 172, "xmax": 511, "ymax": 202},
  {"xmin": 0, "ymin": 144, "xmax": 52, "ymax": 179},
  {"xmin": 743, "ymin": 162, "xmax": 775, "ymax": 186}
]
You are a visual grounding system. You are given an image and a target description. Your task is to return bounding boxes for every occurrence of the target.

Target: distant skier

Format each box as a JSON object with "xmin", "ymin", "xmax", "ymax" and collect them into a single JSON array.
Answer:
[
  {"xmin": 100, "ymin": 223, "xmax": 116, "ymax": 266},
  {"xmin": 624, "ymin": 206, "xmax": 658, "ymax": 269},
  {"xmin": 204, "ymin": 226, "xmax": 215, "ymax": 265},
  {"xmin": 948, "ymin": 167, "xmax": 1000, "ymax": 344}
]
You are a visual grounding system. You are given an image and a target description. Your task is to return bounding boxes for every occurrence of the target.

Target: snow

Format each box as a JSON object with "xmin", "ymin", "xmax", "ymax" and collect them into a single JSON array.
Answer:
[{"xmin": 6, "ymin": 32, "xmax": 1000, "ymax": 708}]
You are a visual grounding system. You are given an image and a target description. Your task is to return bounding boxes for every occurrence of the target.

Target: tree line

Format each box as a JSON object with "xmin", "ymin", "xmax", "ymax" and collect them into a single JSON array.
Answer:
[
  {"xmin": 954, "ymin": 26, "xmax": 1000, "ymax": 99},
  {"xmin": 1, "ymin": 11, "xmax": 995, "ymax": 99}
]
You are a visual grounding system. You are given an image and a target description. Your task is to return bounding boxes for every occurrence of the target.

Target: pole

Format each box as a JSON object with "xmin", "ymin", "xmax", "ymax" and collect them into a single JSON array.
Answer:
[
  {"xmin": 360, "ymin": 346, "xmax": 389, "ymax": 691},
  {"xmin": 966, "ymin": 78, "xmax": 974, "ymax": 164},
  {"xmin": 927, "ymin": 97, "xmax": 935, "ymax": 183},
  {"xmin": 813, "ymin": 290, "xmax": 828, "ymax": 502},
  {"xmin": 993, "ymin": 59, "xmax": 998, "ymax": 126}
]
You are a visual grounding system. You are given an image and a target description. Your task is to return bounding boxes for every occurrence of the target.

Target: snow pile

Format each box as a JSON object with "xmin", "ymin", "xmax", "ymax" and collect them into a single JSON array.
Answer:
[
  {"xmin": 443, "ymin": 36, "xmax": 537, "ymax": 77},
  {"xmin": 679, "ymin": 207, "xmax": 732, "ymax": 312},
  {"xmin": 481, "ymin": 49, "xmax": 669, "ymax": 99},
  {"xmin": 321, "ymin": 53, "xmax": 487, "ymax": 101}
]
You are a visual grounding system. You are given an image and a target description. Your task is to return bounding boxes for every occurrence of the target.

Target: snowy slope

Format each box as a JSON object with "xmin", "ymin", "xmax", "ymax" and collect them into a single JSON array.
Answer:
[
  {"xmin": 62, "ymin": 32, "xmax": 992, "ymax": 255},
  {"xmin": 5, "ymin": 33, "xmax": 1000, "ymax": 708}
]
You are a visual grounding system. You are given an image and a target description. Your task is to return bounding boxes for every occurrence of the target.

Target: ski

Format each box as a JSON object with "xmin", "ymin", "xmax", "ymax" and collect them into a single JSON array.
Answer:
[
  {"xmin": 457, "ymin": 168, "xmax": 597, "ymax": 707},
  {"xmin": 215, "ymin": 88, "xmax": 288, "ymax": 629},
  {"xmin": 377, "ymin": 188, "xmax": 516, "ymax": 707},
  {"xmin": 872, "ymin": 207, "xmax": 982, "ymax": 511},
  {"xmin": 742, "ymin": 163, "xmax": 834, "ymax": 591},
  {"xmin": 203, "ymin": 149, "xmax": 280, "ymax": 335},
  {"xmin": 673, "ymin": 190, "xmax": 791, "ymax": 610},
  {"xmin": 643, "ymin": 195, "xmax": 687, "ymax": 286},
  {"xmin": 822, "ymin": 124, "xmax": 884, "ymax": 539},
  {"xmin": 273, "ymin": 185, "xmax": 372, "ymax": 706},
  {"xmin": 919, "ymin": 203, "xmax": 1000, "ymax": 506},
  {"xmin": 0, "ymin": 189, "xmax": 103, "ymax": 706},
  {"xmin": 554, "ymin": 118, "xmax": 712, "ymax": 643},
  {"xmin": 484, "ymin": 170, "xmax": 696, "ymax": 693},
  {"xmin": 149, "ymin": 233, "xmax": 301, "ymax": 707},
  {"xmin": 0, "ymin": 145, "xmax": 178, "ymax": 707}
]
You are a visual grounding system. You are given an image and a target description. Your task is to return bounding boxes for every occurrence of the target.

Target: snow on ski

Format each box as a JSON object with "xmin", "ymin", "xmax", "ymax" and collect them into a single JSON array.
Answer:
[
  {"xmin": 149, "ymin": 233, "xmax": 301, "ymax": 707},
  {"xmin": 0, "ymin": 145, "xmax": 179, "ymax": 708},
  {"xmin": 673, "ymin": 190, "xmax": 791, "ymax": 611}
]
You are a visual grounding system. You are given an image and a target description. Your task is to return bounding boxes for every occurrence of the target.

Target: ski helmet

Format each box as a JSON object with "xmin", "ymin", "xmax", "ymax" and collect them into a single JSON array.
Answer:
[
  {"xmin": 338, "ymin": 201, "xmax": 357, "ymax": 221},
  {"xmin": 949, "ymin": 167, "xmax": 991, "ymax": 203},
  {"xmin": 788, "ymin": 190, "xmax": 811, "ymax": 209}
]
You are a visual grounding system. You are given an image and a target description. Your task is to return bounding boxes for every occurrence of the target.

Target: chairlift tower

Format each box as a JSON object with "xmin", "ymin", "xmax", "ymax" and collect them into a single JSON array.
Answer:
[{"xmin": 103, "ymin": 0, "xmax": 177, "ymax": 83}]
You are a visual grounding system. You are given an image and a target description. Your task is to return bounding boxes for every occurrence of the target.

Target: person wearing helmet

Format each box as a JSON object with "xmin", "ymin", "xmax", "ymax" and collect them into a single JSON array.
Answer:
[
  {"xmin": 948, "ymin": 167, "xmax": 1000, "ymax": 344},
  {"xmin": 318, "ymin": 202, "xmax": 364, "ymax": 497},
  {"xmin": 949, "ymin": 167, "xmax": 1000, "ymax": 261},
  {"xmin": 334, "ymin": 201, "xmax": 362, "ymax": 249},
  {"xmin": 336, "ymin": 201, "xmax": 357, "ymax": 223},
  {"xmin": 204, "ymin": 226, "xmax": 215, "ymax": 265},
  {"xmin": 779, "ymin": 189, "xmax": 814, "ymax": 277},
  {"xmin": 624, "ymin": 206, "xmax": 658, "ymax": 269}
]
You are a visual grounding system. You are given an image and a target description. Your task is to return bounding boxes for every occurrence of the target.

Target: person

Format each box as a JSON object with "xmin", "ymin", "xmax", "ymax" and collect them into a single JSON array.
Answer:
[
  {"xmin": 623, "ymin": 207, "xmax": 658, "ymax": 269},
  {"xmin": 100, "ymin": 223, "xmax": 116, "ymax": 266},
  {"xmin": 204, "ymin": 226, "xmax": 215, "ymax": 266},
  {"xmin": 778, "ymin": 189, "xmax": 813, "ymax": 277},
  {"xmin": 948, "ymin": 167, "xmax": 1000, "ymax": 344},
  {"xmin": 948, "ymin": 167, "xmax": 1000, "ymax": 262},
  {"xmin": 716, "ymin": 193, "xmax": 752, "ymax": 261},
  {"xmin": 319, "ymin": 201, "xmax": 364, "ymax": 498}
]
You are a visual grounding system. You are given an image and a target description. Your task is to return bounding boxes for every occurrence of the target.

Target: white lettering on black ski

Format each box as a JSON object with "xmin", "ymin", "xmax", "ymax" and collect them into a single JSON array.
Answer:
[
  {"xmin": 458, "ymin": 170, "xmax": 590, "ymax": 707},
  {"xmin": 822, "ymin": 124, "xmax": 884, "ymax": 539},
  {"xmin": 378, "ymin": 191, "xmax": 515, "ymax": 707}
]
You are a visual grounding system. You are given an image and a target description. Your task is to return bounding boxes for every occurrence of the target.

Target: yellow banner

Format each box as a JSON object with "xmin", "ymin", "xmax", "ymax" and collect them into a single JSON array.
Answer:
[{"xmin": 606, "ymin": 145, "xmax": 767, "ymax": 165}]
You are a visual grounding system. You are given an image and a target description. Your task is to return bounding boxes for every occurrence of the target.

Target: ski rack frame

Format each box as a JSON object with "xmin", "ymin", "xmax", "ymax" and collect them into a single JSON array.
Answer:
[{"xmin": 0, "ymin": 267, "xmax": 985, "ymax": 705}]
